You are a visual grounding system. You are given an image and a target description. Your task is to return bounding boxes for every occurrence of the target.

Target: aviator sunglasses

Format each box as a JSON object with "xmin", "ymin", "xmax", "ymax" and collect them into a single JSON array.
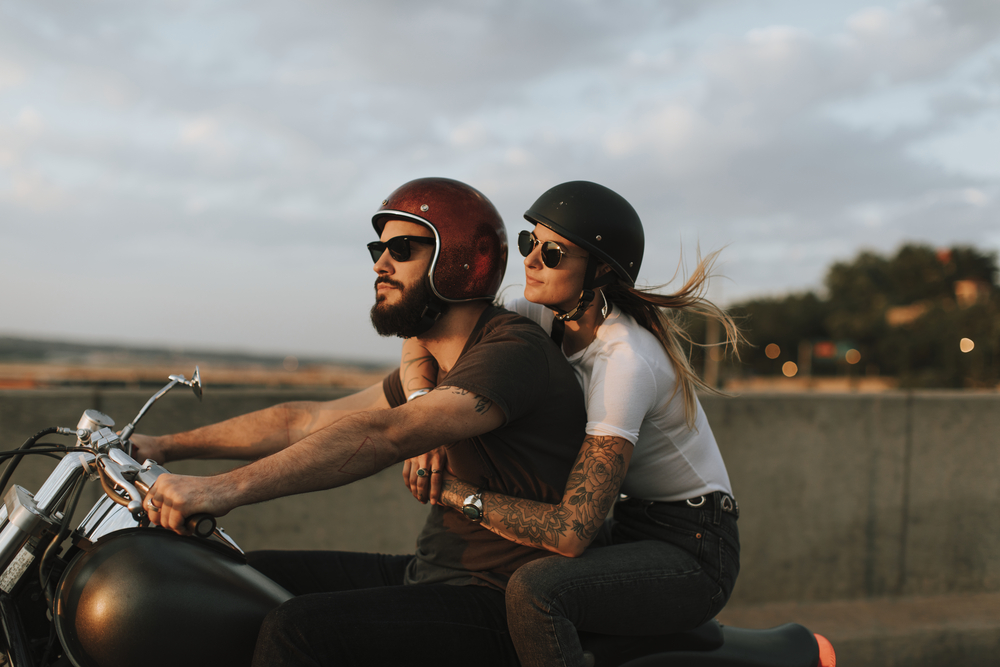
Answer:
[
  {"xmin": 518, "ymin": 230, "xmax": 587, "ymax": 269},
  {"xmin": 367, "ymin": 236, "xmax": 435, "ymax": 263}
]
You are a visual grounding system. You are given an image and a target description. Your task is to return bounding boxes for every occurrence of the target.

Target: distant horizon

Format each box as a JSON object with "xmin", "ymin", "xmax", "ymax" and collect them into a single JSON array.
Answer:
[{"xmin": 0, "ymin": 333, "xmax": 394, "ymax": 369}]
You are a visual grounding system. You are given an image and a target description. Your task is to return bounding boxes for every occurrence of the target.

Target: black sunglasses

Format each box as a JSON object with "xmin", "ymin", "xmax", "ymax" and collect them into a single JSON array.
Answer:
[
  {"xmin": 518, "ymin": 230, "xmax": 587, "ymax": 269},
  {"xmin": 367, "ymin": 236, "xmax": 435, "ymax": 263}
]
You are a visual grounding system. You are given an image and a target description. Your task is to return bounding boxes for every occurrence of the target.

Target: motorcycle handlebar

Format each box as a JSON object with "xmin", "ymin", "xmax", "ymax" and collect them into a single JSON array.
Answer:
[{"xmin": 185, "ymin": 514, "xmax": 217, "ymax": 539}]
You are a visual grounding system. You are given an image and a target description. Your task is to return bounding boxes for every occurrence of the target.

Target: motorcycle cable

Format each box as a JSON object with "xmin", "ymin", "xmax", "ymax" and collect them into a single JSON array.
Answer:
[
  {"xmin": 0, "ymin": 445, "xmax": 94, "ymax": 460},
  {"xmin": 38, "ymin": 468, "xmax": 87, "ymax": 610},
  {"xmin": 30, "ymin": 470, "xmax": 86, "ymax": 667},
  {"xmin": 0, "ymin": 445, "xmax": 69, "ymax": 463},
  {"xmin": 0, "ymin": 427, "xmax": 62, "ymax": 499}
]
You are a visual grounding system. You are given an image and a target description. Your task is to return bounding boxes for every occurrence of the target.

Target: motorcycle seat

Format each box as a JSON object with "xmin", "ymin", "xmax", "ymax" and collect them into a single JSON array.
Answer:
[
  {"xmin": 618, "ymin": 623, "xmax": 823, "ymax": 667},
  {"xmin": 579, "ymin": 619, "xmax": 725, "ymax": 666}
]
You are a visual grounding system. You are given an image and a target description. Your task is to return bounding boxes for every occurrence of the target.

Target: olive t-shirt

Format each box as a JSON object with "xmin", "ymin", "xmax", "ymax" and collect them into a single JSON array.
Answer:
[{"xmin": 383, "ymin": 305, "xmax": 587, "ymax": 590}]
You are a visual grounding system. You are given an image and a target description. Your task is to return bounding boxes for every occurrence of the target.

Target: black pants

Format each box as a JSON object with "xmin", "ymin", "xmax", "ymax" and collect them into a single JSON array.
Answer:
[{"xmin": 247, "ymin": 550, "xmax": 519, "ymax": 667}]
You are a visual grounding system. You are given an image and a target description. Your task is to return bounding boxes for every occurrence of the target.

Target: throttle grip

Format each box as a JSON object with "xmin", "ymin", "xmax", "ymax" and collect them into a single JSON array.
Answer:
[{"xmin": 185, "ymin": 514, "xmax": 217, "ymax": 538}]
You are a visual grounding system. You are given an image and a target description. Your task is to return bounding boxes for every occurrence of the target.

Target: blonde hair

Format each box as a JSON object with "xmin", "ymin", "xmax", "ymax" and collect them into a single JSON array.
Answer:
[{"xmin": 602, "ymin": 249, "xmax": 742, "ymax": 428}]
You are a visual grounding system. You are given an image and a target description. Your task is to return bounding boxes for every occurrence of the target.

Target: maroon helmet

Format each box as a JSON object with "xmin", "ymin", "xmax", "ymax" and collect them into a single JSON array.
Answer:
[{"xmin": 372, "ymin": 177, "xmax": 508, "ymax": 303}]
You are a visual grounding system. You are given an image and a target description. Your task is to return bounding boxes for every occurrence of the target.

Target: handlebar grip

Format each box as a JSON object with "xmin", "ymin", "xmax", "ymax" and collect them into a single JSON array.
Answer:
[{"xmin": 185, "ymin": 514, "xmax": 216, "ymax": 538}]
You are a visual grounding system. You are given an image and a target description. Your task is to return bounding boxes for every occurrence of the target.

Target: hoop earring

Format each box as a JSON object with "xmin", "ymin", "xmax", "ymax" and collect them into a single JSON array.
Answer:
[{"xmin": 601, "ymin": 292, "xmax": 610, "ymax": 318}]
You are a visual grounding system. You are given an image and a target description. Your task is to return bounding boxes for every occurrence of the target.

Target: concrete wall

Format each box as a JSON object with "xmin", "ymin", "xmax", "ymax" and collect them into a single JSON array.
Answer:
[
  {"xmin": 2, "ymin": 387, "xmax": 998, "ymax": 607},
  {"xmin": 707, "ymin": 393, "xmax": 1000, "ymax": 606}
]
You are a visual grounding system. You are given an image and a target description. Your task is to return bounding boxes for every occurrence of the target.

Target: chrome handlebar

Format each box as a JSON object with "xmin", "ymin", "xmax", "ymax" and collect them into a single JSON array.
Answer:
[{"xmin": 0, "ymin": 368, "xmax": 211, "ymax": 572}]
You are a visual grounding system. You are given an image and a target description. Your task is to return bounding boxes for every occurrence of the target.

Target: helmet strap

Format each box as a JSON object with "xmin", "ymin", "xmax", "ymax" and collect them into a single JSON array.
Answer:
[
  {"xmin": 553, "ymin": 290, "xmax": 594, "ymax": 322},
  {"xmin": 551, "ymin": 255, "xmax": 613, "ymax": 322},
  {"xmin": 407, "ymin": 298, "xmax": 447, "ymax": 338}
]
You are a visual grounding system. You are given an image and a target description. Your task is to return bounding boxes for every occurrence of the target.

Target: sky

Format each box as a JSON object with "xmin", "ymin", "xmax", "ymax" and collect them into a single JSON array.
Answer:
[{"xmin": 1, "ymin": 0, "xmax": 998, "ymax": 364}]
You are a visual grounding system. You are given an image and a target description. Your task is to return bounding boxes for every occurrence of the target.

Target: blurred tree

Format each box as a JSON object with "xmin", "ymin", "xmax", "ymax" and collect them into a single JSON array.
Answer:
[
  {"xmin": 723, "ymin": 244, "xmax": 999, "ymax": 388},
  {"xmin": 727, "ymin": 292, "xmax": 830, "ymax": 376}
]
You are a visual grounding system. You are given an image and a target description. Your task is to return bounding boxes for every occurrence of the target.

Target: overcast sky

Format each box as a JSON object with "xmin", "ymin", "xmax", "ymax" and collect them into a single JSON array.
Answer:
[{"xmin": 2, "ymin": 0, "xmax": 998, "ymax": 364}]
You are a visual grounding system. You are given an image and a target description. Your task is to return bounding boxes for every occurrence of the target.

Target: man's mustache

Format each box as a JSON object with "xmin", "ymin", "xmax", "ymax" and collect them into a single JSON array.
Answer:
[{"xmin": 374, "ymin": 276, "xmax": 405, "ymax": 290}]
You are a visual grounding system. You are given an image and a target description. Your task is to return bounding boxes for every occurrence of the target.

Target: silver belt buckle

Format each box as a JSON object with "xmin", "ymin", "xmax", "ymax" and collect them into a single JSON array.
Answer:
[{"xmin": 685, "ymin": 495, "xmax": 706, "ymax": 508}]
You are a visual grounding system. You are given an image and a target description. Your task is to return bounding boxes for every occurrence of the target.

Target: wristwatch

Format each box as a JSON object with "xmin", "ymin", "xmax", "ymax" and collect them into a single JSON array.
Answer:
[{"xmin": 462, "ymin": 489, "xmax": 485, "ymax": 523}]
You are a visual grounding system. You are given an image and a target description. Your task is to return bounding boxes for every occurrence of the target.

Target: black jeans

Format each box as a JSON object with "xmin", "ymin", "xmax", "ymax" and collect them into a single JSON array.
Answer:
[
  {"xmin": 505, "ymin": 496, "xmax": 740, "ymax": 667},
  {"xmin": 246, "ymin": 550, "xmax": 519, "ymax": 667}
]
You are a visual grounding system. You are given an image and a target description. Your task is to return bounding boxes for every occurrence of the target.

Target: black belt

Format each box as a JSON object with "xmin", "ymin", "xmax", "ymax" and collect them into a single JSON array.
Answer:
[{"xmin": 660, "ymin": 491, "xmax": 739, "ymax": 518}]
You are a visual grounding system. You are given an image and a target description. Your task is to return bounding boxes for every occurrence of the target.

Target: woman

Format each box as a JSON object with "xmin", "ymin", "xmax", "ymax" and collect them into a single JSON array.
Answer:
[{"xmin": 401, "ymin": 181, "xmax": 742, "ymax": 667}]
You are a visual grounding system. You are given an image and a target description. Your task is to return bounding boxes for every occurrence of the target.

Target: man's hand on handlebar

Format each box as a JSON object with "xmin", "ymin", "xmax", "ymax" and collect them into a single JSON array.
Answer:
[
  {"xmin": 402, "ymin": 447, "xmax": 450, "ymax": 505},
  {"xmin": 145, "ymin": 474, "xmax": 230, "ymax": 535},
  {"xmin": 129, "ymin": 433, "xmax": 169, "ymax": 465}
]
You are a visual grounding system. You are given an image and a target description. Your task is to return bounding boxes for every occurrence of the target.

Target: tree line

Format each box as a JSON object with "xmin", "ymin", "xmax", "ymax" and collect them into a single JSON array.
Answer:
[{"xmin": 696, "ymin": 244, "xmax": 999, "ymax": 389}]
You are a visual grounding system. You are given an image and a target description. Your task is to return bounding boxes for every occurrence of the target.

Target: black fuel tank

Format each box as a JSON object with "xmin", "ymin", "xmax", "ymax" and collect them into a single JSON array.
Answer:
[{"xmin": 55, "ymin": 528, "xmax": 291, "ymax": 667}]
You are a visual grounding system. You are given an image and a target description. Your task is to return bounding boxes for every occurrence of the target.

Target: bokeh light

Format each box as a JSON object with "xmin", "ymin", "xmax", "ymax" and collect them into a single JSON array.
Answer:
[
  {"xmin": 845, "ymin": 349, "xmax": 861, "ymax": 365},
  {"xmin": 960, "ymin": 338, "xmax": 975, "ymax": 353},
  {"xmin": 765, "ymin": 343, "xmax": 781, "ymax": 359},
  {"xmin": 782, "ymin": 361, "xmax": 798, "ymax": 377}
]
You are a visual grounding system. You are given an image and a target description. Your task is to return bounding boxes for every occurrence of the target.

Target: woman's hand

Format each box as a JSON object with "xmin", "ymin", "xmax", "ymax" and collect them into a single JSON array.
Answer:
[{"xmin": 402, "ymin": 447, "xmax": 449, "ymax": 504}]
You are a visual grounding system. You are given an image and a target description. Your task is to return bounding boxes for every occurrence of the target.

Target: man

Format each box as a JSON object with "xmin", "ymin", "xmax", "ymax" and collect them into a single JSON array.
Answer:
[{"xmin": 133, "ymin": 177, "xmax": 587, "ymax": 666}]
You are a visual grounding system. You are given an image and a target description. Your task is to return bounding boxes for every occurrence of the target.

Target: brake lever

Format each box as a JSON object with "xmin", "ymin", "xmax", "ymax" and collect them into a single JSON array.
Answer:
[{"xmin": 96, "ymin": 456, "xmax": 144, "ymax": 519}]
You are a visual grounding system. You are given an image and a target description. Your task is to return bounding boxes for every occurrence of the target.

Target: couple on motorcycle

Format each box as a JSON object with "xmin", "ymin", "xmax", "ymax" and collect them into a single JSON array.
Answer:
[{"xmin": 133, "ymin": 177, "xmax": 742, "ymax": 667}]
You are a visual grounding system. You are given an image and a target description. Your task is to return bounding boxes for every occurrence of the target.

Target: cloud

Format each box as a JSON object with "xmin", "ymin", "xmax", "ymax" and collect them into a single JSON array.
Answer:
[
  {"xmin": 0, "ymin": 58, "xmax": 26, "ymax": 91},
  {"xmin": 0, "ymin": 0, "xmax": 997, "ymax": 358}
]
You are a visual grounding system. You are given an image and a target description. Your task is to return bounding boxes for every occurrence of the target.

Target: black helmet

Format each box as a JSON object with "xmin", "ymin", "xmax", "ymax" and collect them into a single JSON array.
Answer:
[{"xmin": 524, "ymin": 181, "xmax": 644, "ymax": 287}]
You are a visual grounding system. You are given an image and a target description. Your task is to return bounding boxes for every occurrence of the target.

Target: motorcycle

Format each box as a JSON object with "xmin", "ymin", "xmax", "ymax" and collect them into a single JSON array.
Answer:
[
  {"xmin": 0, "ymin": 369, "xmax": 290, "ymax": 667},
  {"xmin": 0, "ymin": 369, "xmax": 835, "ymax": 667}
]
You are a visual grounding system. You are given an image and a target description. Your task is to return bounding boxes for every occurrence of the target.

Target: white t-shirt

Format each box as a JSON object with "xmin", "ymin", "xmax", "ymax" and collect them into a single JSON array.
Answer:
[{"xmin": 506, "ymin": 297, "xmax": 732, "ymax": 502}]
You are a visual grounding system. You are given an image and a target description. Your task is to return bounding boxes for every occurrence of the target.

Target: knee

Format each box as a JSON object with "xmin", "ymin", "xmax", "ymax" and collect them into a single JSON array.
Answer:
[
  {"xmin": 507, "ymin": 558, "xmax": 567, "ymax": 617},
  {"xmin": 254, "ymin": 599, "xmax": 317, "ymax": 666},
  {"xmin": 258, "ymin": 599, "xmax": 300, "ymax": 647}
]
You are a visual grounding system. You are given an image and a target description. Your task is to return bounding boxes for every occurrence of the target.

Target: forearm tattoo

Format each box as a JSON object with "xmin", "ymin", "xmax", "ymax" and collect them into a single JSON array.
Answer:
[
  {"xmin": 489, "ymin": 496, "xmax": 573, "ymax": 548},
  {"xmin": 565, "ymin": 436, "xmax": 627, "ymax": 542},
  {"xmin": 444, "ymin": 436, "xmax": 628, "ymax": 552}
]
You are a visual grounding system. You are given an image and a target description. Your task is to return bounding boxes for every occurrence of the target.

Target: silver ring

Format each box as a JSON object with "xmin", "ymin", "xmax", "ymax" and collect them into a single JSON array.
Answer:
[
  {"xmin": 431, "ymin": 469, "xmax": 443, "ymax": 474},
  {"xmin": 416, "ymin": 468, "xmax": 429, "ymax": 478},
  {"xmin": 148, "ymin": 504, "xmax": 161, "ymax": 512}
]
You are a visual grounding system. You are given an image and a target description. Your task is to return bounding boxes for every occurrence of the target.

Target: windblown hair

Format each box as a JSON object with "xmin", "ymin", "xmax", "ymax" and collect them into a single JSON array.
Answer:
[{"xmin": 602, "ymin": 249, "xmax": 743, "ymax": 428}]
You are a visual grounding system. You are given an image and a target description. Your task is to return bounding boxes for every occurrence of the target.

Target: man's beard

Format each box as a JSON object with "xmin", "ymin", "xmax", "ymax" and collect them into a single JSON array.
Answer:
[{"xmin": 370, "ymin": 276, "xmax": 437, "ymax": 338}]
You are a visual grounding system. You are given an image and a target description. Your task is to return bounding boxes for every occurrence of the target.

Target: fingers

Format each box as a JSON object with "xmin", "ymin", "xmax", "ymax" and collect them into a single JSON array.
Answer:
[
  {"xmin": 402, "ymin": 448, "xmax": 450, "ymax": 504},
  {"xmin": 144, "ymin": 478, "xmax": 185, "ymax": 535},
  {"xmin": 145, "ymin": 491, "xmax": 188, "ymax": 535},
  {"xmin": 411, "ymin": 453, "xmax": 432, "ymax": 503},
  {"xmin": 144, "ymin": 491, "xmax": 164, "ymax": 527},
  {"xmin": 403, "ymin": 456, "xmax": 424, "ymax": 501},
  {"xmin": 404, "ymin": 452, "xmax": 436, "ymax": 504},
  {"xmin": 145, "ymin": 475, "xmax": 216, "ymax": 536},
  {"xmin": 428, "ymin": 449, "xmax": 446, "ymax": 505},
  {"xmin": 413, "ymin": 454, "xmax": 432, "ymax": 503},
  {"xmin": 402, "ymin": 458, "xmax": 413, "ymax": 493}
]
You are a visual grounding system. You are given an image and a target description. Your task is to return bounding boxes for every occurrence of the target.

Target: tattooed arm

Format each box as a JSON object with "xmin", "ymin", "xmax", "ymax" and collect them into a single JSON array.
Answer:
[
  {"xmin": 438, "ymin": 435, "xmax": 634, "ymax": 558},
  {"xmin": 148, "ymin": 384, "xmax": 504, "ymax": 535}
]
